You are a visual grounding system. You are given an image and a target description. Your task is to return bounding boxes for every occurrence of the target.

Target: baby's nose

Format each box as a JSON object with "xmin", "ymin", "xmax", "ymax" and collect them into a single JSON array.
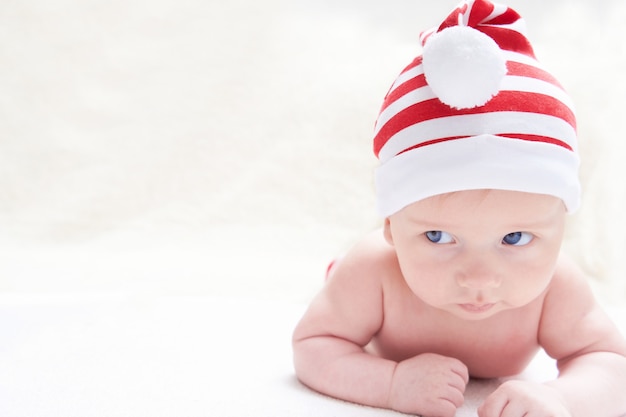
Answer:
[
  {"xmin": 457, "ymin": 272, "xmax": 501, "ymax": 289},
  {"xmin": 455, "ymin": 259, "xmax": 502, "ymax": 289}
]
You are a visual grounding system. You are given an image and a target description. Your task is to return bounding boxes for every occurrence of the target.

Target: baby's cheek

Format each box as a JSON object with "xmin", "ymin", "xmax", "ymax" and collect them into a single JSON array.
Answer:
[
  {"xmin": 507, "ymin": 274, "xmax": 551, "ymax": 306},
  {"xmin": 409, "ymin": 275, "xmax": 453, "ymax": 305}
]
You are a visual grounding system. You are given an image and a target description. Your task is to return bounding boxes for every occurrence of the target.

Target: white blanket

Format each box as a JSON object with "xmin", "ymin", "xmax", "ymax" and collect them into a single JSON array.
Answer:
[{"xmin": 3, "ymin": 294, "xmax": 622, "ymax": 417}]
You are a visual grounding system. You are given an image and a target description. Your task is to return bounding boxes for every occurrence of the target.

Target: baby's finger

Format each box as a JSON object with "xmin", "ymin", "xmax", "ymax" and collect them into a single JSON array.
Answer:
[
  {"xmin": 449, "ymin": 358, "xmax": 470, "ymax": 385},
  {"xmin": 447, "ymin": 371, "xmax": 468, "ymax": 395},
  {"xmin": 477, "ymin": 391, "xmax": 508, "ymax": 417},
  {"xmin": 442, "ymin": 384, "xmax": 465, "ymax": 409}
]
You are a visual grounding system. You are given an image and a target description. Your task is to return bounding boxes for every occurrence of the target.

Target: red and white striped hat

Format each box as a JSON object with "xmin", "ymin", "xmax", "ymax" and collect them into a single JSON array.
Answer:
[{"xmin": 373, "ymin": 0, "xmax": 580, "ymax": 217}]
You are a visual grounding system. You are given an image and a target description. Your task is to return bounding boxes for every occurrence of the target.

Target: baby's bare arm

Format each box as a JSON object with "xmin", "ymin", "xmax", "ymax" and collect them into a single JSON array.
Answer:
[
  {"xmin": 292, "ymin": 236, "xmax": 395, "ymax": 408},
  {"xmin": 292, "ymin": 233, "xmax": 468, "ymax": 417},
  {"xmin": 481, "ymin": 257, "xmax": 626, "ymax": 417},
  {"xmin": 541, "ymin": 259, "xmax": 626, "ymax": 417}
]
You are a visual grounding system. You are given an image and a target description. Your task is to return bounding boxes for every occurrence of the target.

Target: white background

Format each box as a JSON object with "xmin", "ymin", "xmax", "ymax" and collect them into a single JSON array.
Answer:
[{"xmin": 1, "ymin": 0, "xmax": 625, "ymax": 304}]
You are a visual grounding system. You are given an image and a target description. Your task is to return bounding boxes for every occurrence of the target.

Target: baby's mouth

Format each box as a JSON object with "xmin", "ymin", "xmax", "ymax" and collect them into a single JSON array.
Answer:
[{"xmin": 458, "ymin": 303, "xmax": 496, "ymax": 314}]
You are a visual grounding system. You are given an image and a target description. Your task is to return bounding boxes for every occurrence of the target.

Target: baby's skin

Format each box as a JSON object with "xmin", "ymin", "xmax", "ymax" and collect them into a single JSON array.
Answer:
[{"xmin": 293, "ymin": 190, "xmax": 626, "ymax": 417}]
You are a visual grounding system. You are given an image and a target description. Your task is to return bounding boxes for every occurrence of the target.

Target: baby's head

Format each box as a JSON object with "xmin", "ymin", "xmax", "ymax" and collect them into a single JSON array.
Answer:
[{"xmin": 373, "ymin": 0, "xmax": 580, "ymax": 218}]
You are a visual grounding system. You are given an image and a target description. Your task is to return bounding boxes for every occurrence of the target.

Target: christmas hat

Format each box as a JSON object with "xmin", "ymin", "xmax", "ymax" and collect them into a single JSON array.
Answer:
[{"xmin": 373, "ymin": 0, "xmax": 580, "ymax": 217}]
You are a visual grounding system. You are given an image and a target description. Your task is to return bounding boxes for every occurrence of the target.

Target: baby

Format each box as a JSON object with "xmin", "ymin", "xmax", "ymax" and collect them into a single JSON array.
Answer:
[{"xmin": 292, "ymin": 1, "xmax": 626, "ymax": 417}]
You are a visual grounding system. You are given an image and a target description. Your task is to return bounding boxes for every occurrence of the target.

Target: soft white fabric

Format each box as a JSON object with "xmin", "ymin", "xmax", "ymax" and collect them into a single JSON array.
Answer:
[
  {"xmin": 7, "ymin": 294, "xmax": 617, "ymax": 417},
  {"xmin": 2, "ymin": 294, "xmax": 624, "ymax": 416}
]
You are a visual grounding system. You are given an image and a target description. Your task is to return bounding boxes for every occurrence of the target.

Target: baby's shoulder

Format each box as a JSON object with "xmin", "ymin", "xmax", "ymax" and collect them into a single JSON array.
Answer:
[
  {"xmin": 539, "ymin": 252, "xmax": 602, "ymax": 331},
  {"xmin": 539, "ymin": 253, "xmax": 626, "ymax": 359},
  {"xmin": 349, "ymin": 228, "xmax": 396, "ymax": 260},
  {"xmin": 547, "ymin": 253, "xmax": 590, "ymax": 295},
  {"xmin": 327, "ymin": 228, "xmax": 400, "ymax": 287}
]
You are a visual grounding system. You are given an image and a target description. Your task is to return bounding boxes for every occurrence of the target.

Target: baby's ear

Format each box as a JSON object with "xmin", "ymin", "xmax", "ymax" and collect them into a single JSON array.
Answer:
[{"xmin": 383, "ymin": 218, "xmax": 394, "ymax": 246}]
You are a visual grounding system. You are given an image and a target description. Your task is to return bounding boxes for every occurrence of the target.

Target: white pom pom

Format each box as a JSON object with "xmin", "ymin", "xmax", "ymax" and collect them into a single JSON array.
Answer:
[{"xmin": 422, "ymin": 25, "xmax": 507, "ymax": 109}]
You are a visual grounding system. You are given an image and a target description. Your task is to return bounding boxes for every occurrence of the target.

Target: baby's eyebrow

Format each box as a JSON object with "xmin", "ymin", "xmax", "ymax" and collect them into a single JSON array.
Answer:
[
  {"xmin": 403, "ymin": 217, "xmax": 457, "ymax": 230},
  {"xmin": 508, "ymin": 211, "xmax": 564, "ymax": 229}
]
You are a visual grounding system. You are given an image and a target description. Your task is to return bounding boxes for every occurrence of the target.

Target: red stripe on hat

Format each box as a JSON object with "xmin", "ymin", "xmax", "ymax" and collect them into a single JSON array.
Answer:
[
  {"xmin": 479, "ymin": 26, "xmax": 535, "ymax": 56},
  {"xmin": 379, "ymin": 57, "xmax": 424, "ymax": 112},
  {"xmin": 498, "ymin": 133, "xmax": 574, "ymax": 151},
  {"xmin": 373, "ymin": 91, "xmax": 576, "ymax": 156},
  {"xmin": 438, "ymin": 6, "xmax": 467, "ymax": 31},
  {"xmin": 397, "ymin": 136, "xmax": 472, "ymax": 155},
  {"xmin": 395, "ymin": 133, "xmax": 573, "ymax": 158},
  {"xmin": 483, "ymin": 7, "xmax": 520, "ymax": 26},
  {"xmin": 380, "ymin": 74, "xmax": 428, "ymax": 113},
  {"xmin": 506, "ymin": 61, "xmax": 565, "ymax": 89},
  {"xmin": 468, "ymin": 0, "xmax": 495, "ymax": 27}
]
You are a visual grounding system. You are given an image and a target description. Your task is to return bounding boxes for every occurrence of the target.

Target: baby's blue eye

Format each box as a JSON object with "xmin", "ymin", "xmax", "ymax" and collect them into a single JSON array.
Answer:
[
  {"xmin": 502, "ymin": 232, "xmax": 533, "ymax": 246},
  {"xmin": 425, "ymin": 231, "xmax": 454, "ymax": 244}
]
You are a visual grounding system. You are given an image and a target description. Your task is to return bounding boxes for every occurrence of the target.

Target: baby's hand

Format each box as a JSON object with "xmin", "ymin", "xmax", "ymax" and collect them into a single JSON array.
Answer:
[
  {"xmin": 478, "ymin": 380, "xmax": 570, "ymax": 417},
  {"xmin": 387, "ymin": 352, "xmax": 469, "ymax": 417}
]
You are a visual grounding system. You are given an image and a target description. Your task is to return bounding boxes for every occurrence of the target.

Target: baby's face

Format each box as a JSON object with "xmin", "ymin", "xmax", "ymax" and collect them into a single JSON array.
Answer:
[{"xmin": 385, "ymin": 189, "xmax": 566, "ymax": 320}]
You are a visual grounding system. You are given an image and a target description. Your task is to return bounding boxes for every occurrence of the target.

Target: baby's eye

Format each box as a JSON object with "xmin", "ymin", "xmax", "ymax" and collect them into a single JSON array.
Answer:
[
  {"xmin": 502, "ymin": 232, "xmax": 533, "ymax": 246},
  {"xmin": 425, "ymin": 231, "xmax": 454, "ymax": 244}
]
